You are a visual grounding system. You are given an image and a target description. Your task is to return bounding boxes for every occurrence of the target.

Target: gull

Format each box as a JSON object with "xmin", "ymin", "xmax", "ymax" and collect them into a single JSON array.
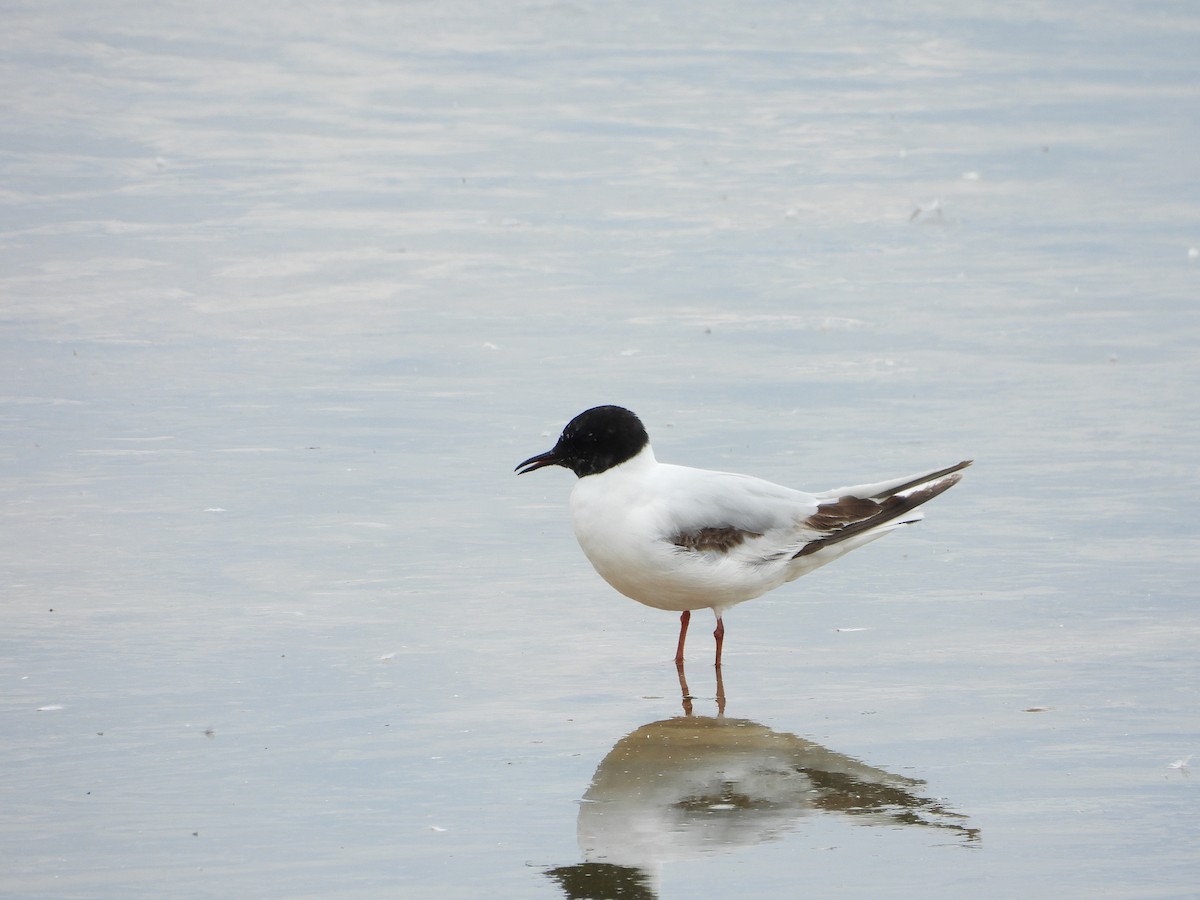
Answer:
[{"xmin": 516, "ymin": 405, "xmax": 970, "ymax": 667}]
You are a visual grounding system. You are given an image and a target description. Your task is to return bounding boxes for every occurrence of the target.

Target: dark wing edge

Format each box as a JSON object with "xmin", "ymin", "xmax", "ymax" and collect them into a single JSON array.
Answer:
[
  {"xmin": 871, "ymin": 459, "xmax": 973, "ymax": 499},
  {"xmin": 793, "ymin": 469, "xmax": 967, "ymax": 559}
]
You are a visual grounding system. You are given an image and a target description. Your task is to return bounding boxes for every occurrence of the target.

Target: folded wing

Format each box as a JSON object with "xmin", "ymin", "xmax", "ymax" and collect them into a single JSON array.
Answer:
[{"xmin": 665, "ymin": 460, "xmax": 972, "ymax": 564}]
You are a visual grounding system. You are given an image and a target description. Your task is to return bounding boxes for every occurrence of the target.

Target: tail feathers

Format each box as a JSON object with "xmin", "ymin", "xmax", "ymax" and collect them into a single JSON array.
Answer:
[{"xmin": 793, "ymin": 466, "xmax": 967, "ymax": 560}]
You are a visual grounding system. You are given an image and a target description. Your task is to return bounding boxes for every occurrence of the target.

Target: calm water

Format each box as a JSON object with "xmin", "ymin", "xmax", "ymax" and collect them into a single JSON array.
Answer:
[{"xmin": 2, "ymin": 1, "xmax": 1198, "ymax": 896}]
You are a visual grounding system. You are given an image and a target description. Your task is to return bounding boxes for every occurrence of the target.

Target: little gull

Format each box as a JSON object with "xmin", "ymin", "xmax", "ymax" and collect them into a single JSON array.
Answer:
[{"xmin": 516, "ymin": 405, "xmax": 970, "ymax": 667}]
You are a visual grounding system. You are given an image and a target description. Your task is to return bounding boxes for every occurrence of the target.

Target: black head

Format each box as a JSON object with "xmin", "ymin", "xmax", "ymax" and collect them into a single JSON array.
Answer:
[{"xmin": 515, "ymin": 405, "xmax": 650, "ymax": 478}]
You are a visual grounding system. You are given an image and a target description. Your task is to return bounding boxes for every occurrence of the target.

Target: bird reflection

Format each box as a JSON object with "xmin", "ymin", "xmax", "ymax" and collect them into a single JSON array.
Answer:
[{"xmin": 547, "ymin": 665, "xmax": 977, "ymax": 899}]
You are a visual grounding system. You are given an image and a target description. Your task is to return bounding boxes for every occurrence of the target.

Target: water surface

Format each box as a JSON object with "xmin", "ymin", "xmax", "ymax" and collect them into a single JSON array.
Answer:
[{"xmin": 2, "ymin": 1, "xmax": 1198, "ymax": 896}]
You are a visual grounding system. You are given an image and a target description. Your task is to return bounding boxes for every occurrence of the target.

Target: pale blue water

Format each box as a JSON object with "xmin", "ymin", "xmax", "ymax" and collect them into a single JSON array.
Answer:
[{"xmin": 2, "ymin": 1, "xmax": 1198, "ymax": 896}]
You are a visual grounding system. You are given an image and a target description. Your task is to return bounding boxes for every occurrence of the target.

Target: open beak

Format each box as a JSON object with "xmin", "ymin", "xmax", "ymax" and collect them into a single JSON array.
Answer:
[{"xmin": 515, "ymin": 448, "xmax": 561, "ymax": 475}]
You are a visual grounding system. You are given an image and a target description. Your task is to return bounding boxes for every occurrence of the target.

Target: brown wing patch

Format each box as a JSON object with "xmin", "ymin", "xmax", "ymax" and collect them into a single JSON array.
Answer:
[
  {"xmin": 673, "ymin": 526, "xmax": 764, "ymax": 553},
  {"xmin": 804, "ymin": 495, "xmax": 880, "ymax": 531}
]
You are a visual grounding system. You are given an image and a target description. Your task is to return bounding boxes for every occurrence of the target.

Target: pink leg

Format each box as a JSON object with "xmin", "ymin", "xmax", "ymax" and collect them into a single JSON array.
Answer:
[
  {"xmin": 713, "ymin": 616, "xmax": 725, "ymax": 668},
  {"xmin": 674, "ymin": 610, "xmax": 691, "ymax": 664}
]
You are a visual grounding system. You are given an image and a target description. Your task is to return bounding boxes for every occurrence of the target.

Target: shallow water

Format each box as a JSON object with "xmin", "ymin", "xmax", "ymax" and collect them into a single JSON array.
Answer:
[{"xmin": 2, "ymin": 1, "xmax": 1198, "ymax": 896}]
